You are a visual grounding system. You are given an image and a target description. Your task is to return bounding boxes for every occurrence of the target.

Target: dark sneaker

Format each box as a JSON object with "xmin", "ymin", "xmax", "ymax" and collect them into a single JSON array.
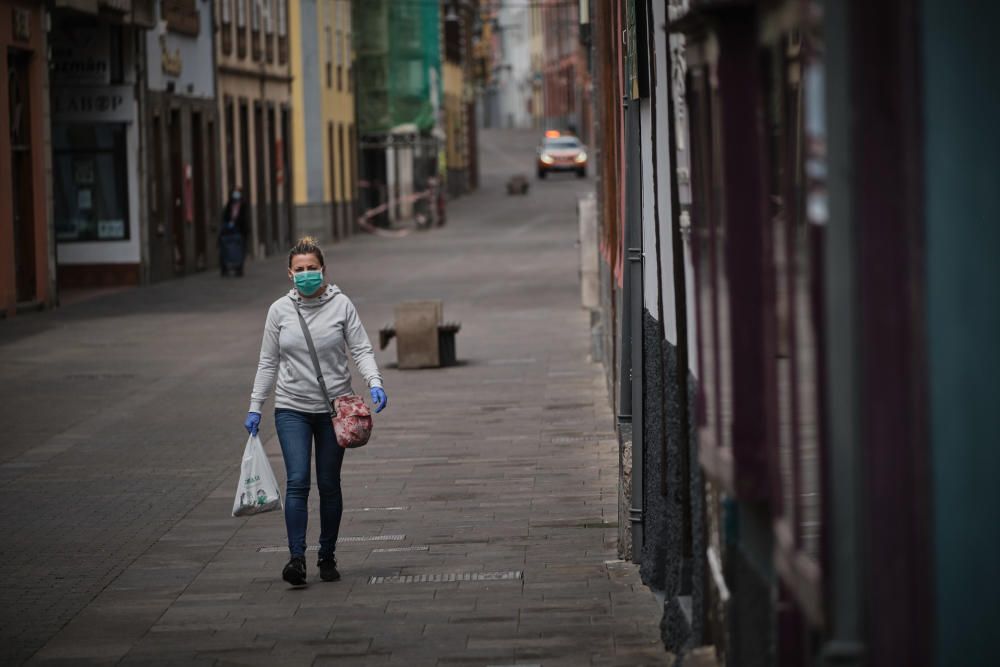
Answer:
[
  {"xmin": 318, "ymin": 556, "xmax": 341, "ymax": 582},
  {"xmin": 282, "ymin": 556, "xmax": 307, "ymax": 586}
]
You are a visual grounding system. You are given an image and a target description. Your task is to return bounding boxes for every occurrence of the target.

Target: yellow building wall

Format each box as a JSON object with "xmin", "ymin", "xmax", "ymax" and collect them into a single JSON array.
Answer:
[
  {"xmin": 319, "ymin": 0, "xmax": 355, "ymax": 204},
  {"xmin": 289, "ymin": 0, "xmax": 355, "ymax": 207},
  {"xmin": 289, "ymin": 0, "xmax": 308, "ymax": 204},
  {"xmin": 443, "ymin": 62, "xmax": 466, "ymax": 171}
]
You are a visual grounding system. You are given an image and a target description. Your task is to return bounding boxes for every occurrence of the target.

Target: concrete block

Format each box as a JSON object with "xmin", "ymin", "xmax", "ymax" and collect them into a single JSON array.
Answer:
[{"xmin": 394, "ymin": 301, "xmax": 442, "ymax": 369}]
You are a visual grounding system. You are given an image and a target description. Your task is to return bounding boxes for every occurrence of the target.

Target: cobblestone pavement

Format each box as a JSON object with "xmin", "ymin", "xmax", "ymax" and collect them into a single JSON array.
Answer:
[{"xmin": 0, "ymin": 130, "xmax": 672, "ymax": 665}]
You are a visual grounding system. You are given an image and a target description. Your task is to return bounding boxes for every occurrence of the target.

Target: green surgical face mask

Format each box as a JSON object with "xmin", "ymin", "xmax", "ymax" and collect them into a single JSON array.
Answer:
[{"xmin": 293, "ymin": 270, "xmax": 324, "ymax": 296}]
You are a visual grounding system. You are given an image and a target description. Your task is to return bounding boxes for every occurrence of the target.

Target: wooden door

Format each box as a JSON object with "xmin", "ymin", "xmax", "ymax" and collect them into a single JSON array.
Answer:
[
  {"xmin": 8, "ymin": 50, "xmax": 36, "ymax": 303},
  {"xmin": 191, "ymin": 111, "xmax": 207, "ymax": 269},
  {"xmin": 169, "ymin": 109, "xmax": 185, "ymax": 273}
]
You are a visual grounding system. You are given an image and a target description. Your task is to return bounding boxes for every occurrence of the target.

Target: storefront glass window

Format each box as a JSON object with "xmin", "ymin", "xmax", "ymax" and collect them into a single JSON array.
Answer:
[{"xmin": 53, "ymin": 124, "xmax": 130, "ymax": 242}]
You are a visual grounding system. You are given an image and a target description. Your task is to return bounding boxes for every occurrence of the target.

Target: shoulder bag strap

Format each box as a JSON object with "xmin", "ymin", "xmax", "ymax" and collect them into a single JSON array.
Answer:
[{"xmin": 291, "ymin": 297, "xmax": 334, "ymax": 412}]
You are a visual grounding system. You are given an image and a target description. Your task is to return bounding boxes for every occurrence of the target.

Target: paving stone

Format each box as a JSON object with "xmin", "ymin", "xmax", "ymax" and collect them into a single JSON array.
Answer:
[{"xmin": 3, "ymin": 129, "xmax": 666, "ymax": 665}]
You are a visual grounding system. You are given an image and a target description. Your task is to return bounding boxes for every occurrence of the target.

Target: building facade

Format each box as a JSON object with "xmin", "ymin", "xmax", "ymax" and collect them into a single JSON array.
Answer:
[
  {"xmin": 289, "ymin": 0, "xmax": 357, "ymax": 244},
  {"xmin": 144, "ymin": 0, "xmax": 220, "ymax": 281},
  {"xmin": 48, "ymin": 1, "xmax": 154, "ymax": 289},
  {"xmin": 354, "ymin": 0, "xmax": 441, "ymax": 227},
  {"xmin": 0, "ymin": 0, "xmax": 52, "ymax": 315},
  {"xmin": 442, "ymin": 1, "xmax": 478, "ymax": 197},
  {"xmin": 541, "ymin": 0, "xmax": 590, "ymax": 142},
  {"xmin": 215, "ymin": 0, "xmax": 293, "ymax": 258},
  {"xmin": 494, "ymin": 4, "xmax": 533, "ymax": 130},
  {"xmin": 528, "ymin": 3, "xmax": 544, "ymax": 129},
  {"xmin": 589, "ymin": 1, "xmax": 1000, "ymax": 664}
]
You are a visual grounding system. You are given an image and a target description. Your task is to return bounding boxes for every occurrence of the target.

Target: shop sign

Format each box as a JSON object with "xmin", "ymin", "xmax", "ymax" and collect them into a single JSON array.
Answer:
[
  {"xmin": 160, "ymin": 34, "xmax": 184, "ymax": 77},
  {"xmin": 51, "ymin": 27, "xmax": 111, "ymax": 85},
  {"xmin": 162, "ymin": 0, "xmax": 200, "ymax": 36},
  {"xmin": 53, "ymin": 86, "xmax": 134, "ymax": 123}
]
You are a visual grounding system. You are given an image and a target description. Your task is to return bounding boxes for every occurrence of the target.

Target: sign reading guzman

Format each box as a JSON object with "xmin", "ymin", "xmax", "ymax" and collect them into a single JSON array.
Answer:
[{"xmin": 51, "ymin": 26, "xmax": 111, "ymax": 85}]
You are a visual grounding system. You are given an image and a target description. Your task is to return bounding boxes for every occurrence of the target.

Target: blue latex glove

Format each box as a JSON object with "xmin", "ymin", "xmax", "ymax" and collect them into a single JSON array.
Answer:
[
  {"xmin": 244, "ymin": 412, "xmax": 261, "ymax": 436},
  {"xmin": 370, "ymin": 387, "xmax": 388, "ymax": 413}
]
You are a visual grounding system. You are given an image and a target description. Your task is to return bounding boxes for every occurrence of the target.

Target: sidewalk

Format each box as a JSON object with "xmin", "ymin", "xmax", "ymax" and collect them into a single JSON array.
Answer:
[{"xmin": 1, "ymin": 130, "xmax": 671, "ymax": 665}]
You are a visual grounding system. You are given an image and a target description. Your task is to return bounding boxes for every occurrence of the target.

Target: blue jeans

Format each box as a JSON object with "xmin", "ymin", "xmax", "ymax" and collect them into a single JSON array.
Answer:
[{"xmin": 274, "ymin": 408, "xmax": 345, "ymax": 559}]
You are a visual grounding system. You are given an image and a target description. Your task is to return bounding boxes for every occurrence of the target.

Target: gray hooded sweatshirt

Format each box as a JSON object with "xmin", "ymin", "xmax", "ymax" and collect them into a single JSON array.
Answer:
[{"xmin": 249, "ymin": 284, "xmax": 383, "ymax": 414}]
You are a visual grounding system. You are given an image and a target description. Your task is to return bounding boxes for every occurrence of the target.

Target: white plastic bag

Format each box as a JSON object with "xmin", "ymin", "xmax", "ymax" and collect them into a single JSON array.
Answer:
[{"xmin": 232, "ymin": 434, "xmax": 282, "ymax": 517}]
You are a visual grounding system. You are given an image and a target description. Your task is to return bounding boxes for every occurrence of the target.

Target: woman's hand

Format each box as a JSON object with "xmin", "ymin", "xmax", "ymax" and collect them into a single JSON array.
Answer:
[
  {"xmin": 245, "ymin": 412, "xmax": 261, "ymax": 436},
  {"xmin": 370, "ymin": 387, "xmax": 388, "ymax": 413}
]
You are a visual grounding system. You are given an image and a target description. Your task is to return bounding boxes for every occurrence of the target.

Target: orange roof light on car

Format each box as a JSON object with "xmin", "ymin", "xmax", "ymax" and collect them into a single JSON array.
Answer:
[{"xmin": 545, "ymin": 130, "xmax": 561, "ymax": 138}]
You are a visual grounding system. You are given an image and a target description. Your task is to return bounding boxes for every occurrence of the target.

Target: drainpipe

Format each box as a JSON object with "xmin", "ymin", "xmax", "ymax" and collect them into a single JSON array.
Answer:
[
  {"xmin": 819, "ymin": 0, "xmax": 864, "ymax": 663},
  {"xmin": 619, "ymin": 94, "xmax": 644, "ymax": 560}
]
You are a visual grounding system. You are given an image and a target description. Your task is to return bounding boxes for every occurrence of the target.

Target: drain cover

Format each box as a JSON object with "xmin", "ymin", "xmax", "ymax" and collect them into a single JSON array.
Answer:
[
  {"xmin": 368, "ymin": 570, "xmax": 522, "ymax": 584},
  {"xmin": 371, "ymin": 545, "xmax": 429, "ymax": 553},
  {"xmin": 344, "ymin": 506, "xmax": 409, "ymax": 512},
  {"xmin": 338, "ymin": 534, "xmax": 405, "ymax": 543}
]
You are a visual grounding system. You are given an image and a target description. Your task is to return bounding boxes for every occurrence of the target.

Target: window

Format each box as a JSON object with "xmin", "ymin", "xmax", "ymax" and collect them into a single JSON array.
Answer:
[
  {"xmin": 335, "ymin": 2, "xmax": 344, "ymax": 65},
  {"xmin": 220, "ymin": 0, "xmax": 233, "ymax": 55},
  {"xmin": 251, "ymin": 0, "xmax": 262, "ymax": 61},
  {"xmin": 237, "ymin": 0, "xmax": 247, "ymax": 58},
  {"xmin": 544, "ymin": 137, "xmax": 582, "ymax": 149},
  {"xmin": 53, "ymin": 124, "xmax": 131, "ymax": 242},
  {"xmin": 108, "ymin": 26, "xmax": 125, "ymax": 83},
  {"xmin": 265, "ymin": 0, "xmax": 274, "ymax": 63},
  {"xmin": 348, "ymin": 123, "xmax": 356, "ymax": 198},
  {"xmin": 151, "ymin": 114, "xmax": 162, "ymax": 215},
  {"xmin": 341, "ymin": 3, "xmax": 351, "ymax": 61},
  {"xmin": 277, "ymin": 0, "xmax": 288, "ymax": 64},
  {"xmin": 325, "ymin": 25, "xmax": 333, "ymax": 88},
  {"xmin": 334, "ymin": 122, "xmax": 340, "ymax": 240},
  {"xmin": 445, "ymin": 14, "xmax": 461, "ymax": 63},
  {"xmin": 225, "ymin": 97, "xmax": 236, "ymax": 195}
]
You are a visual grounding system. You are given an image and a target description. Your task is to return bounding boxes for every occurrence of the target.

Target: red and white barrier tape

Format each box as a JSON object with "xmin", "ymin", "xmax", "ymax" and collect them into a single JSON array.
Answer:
[{"xmin": 356, "ymin": 187, "xmax": 436, "ymax": 238}]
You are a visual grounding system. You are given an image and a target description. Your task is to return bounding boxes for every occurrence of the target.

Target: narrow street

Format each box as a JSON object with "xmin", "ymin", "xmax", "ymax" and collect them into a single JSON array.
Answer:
[{"xmin": 0, "ymin": 130, "xmax": 668, "ymax": 666}]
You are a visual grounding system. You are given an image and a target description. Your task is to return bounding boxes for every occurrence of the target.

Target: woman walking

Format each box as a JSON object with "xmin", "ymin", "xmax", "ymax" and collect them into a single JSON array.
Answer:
[
  {"xmin": 220, "ymin": 186, "xmax": 249, "ymax": 277},
  {"xmin": 245, "ymin": 237, "xmax": 388, "ymax": 586}
]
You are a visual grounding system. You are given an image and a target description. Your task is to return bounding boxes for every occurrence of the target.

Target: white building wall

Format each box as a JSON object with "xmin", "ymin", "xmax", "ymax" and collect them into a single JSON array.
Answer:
[
  {"xmin": 145, "ymin": 1, "xmax": 216, "ymax": 98},
  {"xmin": 497, "ymin": 7, "xmax": 533, "ymax": 129}
]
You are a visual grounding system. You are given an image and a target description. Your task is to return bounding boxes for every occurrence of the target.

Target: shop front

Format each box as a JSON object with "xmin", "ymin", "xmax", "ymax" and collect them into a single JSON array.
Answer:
[
  {"xmin": 50, "ymin": 14, "xmax": 146, "ymax": 288},
  {"xmin": 144, "ymin": 0, "xmax": 219, "ymax": 281}
]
